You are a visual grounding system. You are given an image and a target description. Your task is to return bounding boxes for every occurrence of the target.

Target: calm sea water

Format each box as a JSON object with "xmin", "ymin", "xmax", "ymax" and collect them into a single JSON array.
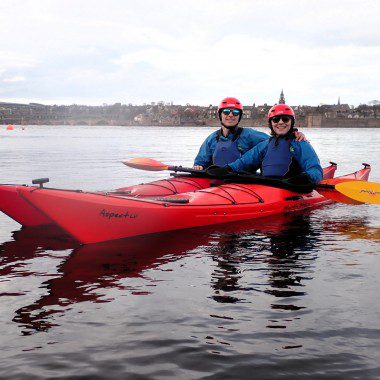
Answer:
[{"xmin": 0, "ymin": 125, "xmax": 379, "ymax": 379}]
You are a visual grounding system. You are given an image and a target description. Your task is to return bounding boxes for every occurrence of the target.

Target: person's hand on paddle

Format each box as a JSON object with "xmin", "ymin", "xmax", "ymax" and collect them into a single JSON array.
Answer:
[
  {"xmin": 206, "ymin": 165, "xmax": 233, "ymax": 177},
  {"xmin": 286, "ymin": 173, "xmax": 314, "ymax": 192},
  {"xmin": 287, "ymin": 173, "xmax": 313, "ymax": 186},
  {"xmin": 192, "ymin": 165, "xmax": 203, "ymax": 170}
]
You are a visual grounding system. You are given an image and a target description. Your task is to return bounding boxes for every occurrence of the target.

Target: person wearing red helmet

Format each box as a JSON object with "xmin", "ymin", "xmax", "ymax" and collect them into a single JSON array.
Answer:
[
  {"xmin": 267, "ymin": 104, "xmax": 296, "ymax": 136},
  {"xmin": 193, "ymin": 98, "xmax": 306, "ymax": 170},
  {"xmin": 223, "ymin": 104, "xmax": 323, "ymax": 184}
]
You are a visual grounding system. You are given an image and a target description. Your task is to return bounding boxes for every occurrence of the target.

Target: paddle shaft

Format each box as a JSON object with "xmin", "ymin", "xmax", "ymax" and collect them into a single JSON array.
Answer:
[
  {"xmin": 167, "ymin": 166, "xmax": 206, "ymax": 175},
  {"xmin": 223, "ymin": 173, "xmax": 328, "ymax": 193},
  {"xmin": 124, "ymin": 158, "xmax": 378, "ymax": 204},
  {"xmin": 142, "ymin": 163, "xmax": 333, "ymax": 193}
]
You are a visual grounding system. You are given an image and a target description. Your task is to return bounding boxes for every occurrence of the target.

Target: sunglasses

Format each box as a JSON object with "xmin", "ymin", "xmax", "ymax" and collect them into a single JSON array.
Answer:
[
  {"xmin": 271, "ymin": 116, "xmax": 292, "ymax": 123},
  {"xmin": 221, "ymin": 108, "xmax": 241, "ymax": 116}
]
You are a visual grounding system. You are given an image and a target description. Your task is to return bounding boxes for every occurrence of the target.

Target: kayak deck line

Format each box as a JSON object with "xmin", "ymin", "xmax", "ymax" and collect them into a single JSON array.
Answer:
[
  {"xmin": 195, "ymin": 183, "xmax": 264, "ymax": 205},
  {"xmin": 116, "ymin": 176, "xmax": 223, "ymax": 198},
  {"xmin": 153, "ymin": 176, "xmax": 212, "ymax": 191}
]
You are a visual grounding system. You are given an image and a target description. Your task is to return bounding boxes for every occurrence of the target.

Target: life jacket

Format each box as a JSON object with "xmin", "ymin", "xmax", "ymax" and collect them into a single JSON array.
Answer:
[
  {"xmin": 213, "ymin": 127, "xmax": 243, "ymax": 166},
  {"xmin": 261, "ymin": 137, "xmax": 302, "ymax": 178}
]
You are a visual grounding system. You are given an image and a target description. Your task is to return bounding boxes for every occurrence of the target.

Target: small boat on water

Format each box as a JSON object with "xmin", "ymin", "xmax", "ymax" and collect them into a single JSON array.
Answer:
[
  {"xmin": 0, "ymin": 163, "xmax": 338, "ymax": 229},
  {"xmin": 11, "ymin": 163, "xmax": 372, "ymax": 244}
]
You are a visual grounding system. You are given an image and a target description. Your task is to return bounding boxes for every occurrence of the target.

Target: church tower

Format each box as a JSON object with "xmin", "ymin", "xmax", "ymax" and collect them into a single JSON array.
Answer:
[{"xmin": 279, "ymin": 89, "xmax": 286, "ymax": 104}]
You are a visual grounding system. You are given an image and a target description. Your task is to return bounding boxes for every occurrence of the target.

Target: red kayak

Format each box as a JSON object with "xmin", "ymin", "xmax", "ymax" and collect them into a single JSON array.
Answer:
[
  {"xmin": 0, "ymin": 163, "xmax": 338, "ymax": 228},
  {"xmin": 16, "ymin": 164, "xmax": 371, "ymax": 244}
]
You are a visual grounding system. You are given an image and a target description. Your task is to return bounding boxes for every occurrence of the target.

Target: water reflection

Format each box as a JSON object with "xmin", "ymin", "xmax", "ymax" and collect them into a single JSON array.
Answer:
[
  {"xmin": 6, "ymin": 215, "xmax": 318, "ymax": 334},
  {"xmin": 0, "ymin": 225, "xmax": 76, "ymax": 279},
  {"xmin": 207, "ymin": 210, "xmax": 378, "ymax": 336},
  {"xmin": 325, "ymin": 217, "xmax": 380, "ymax": 242},
  {"xmin": 265, "ymin": 213, "xmax": 319, "ymax": 300},
  {"xmin": 208, "ymin": 213, "xmax": 320, "ymax": 305},
  {"xmin": 2, "ymin": 209, "xmax": 377, "ymax": 336},
  {"xmin": 209, "ymin": 232, "xmax": 248, "ymax": 304},
  {"xmin": 206, "ymin": 214, "xmax": 322, "ymax": 341},
  {"xmin": 10, "ymin": 229, "xmax": 208, "ymax": 334}
]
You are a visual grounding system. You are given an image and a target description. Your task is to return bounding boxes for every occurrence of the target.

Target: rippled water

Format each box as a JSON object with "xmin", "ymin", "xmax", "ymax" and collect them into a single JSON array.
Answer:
[{"xmin": 0, "ymin": 125, "xmax": 379, "ymax": 379}]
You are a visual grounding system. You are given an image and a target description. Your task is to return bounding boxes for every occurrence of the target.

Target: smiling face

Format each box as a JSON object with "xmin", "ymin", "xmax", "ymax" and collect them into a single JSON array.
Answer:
[
  {"xmin": 220, "ymin": 108, "xmax": 241, "ymax": 129},
  {"xmin": 270, "ymin": 115, "xmax": 293, "ymax": 136}
]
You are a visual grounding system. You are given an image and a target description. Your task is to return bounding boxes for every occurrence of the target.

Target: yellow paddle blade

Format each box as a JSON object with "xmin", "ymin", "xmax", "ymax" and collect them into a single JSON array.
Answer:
[
  {"xmin": 318, "ymin": 178, "xmax": 364, "ymax": 204},
  {"xmin": 316, "ymin": 186, "xmax": 363, "ymax": 205},
  {"xmin": 335, "ymin": 181, "xmax": 380, "ymax": 205},
  {"xmin": 122, "ymin": 158, "xmax": 169, "ymax": 171}
]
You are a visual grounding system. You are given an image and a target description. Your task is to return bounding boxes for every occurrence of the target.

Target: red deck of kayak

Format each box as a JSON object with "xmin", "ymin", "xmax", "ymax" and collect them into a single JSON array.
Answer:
[
  {"xmin": 0, "ymin": 163, "xmax": 338, "ymax": 228},
  {"xmin": 16, "ymin": 165, "xmax": 371, "ymax": 244}
]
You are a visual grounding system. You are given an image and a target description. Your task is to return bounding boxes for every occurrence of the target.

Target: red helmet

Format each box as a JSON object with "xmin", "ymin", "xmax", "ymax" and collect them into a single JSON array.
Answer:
[
  {"xmin": 218, "ymin": 97, "xmax": 243, "ymax": 112},
  {"xmin": 267, "ymin": 104, "xmax": 295, "ymax": 120}
]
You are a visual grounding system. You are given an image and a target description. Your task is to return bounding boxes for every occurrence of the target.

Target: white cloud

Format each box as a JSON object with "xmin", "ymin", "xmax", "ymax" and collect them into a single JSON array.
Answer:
[
  {"xmin": 3, "ymin": 76, "xmax": 25, "ymax": 83},
  {"xmin": 0, "ymin": 0, "xmax": 379, "ymax": 105},
  {"xmin": 0, "ymin": 50, "xmax": 38, "ymax": 69}
]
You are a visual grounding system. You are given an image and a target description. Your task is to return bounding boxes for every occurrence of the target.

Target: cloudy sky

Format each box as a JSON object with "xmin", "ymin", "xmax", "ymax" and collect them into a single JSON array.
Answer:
[{"xmin": 0, "ymin": 0, "xmax": 379, "ymax": 107}]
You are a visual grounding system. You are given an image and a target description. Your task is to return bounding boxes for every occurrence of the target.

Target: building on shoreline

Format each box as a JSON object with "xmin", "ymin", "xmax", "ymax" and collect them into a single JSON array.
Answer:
[{"xmin": 1, "ymin": 94, "xmax": 380, "ymax": 128}]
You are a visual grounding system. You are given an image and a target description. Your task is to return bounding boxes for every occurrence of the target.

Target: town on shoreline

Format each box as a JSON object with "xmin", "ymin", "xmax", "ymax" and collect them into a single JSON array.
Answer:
[{"xmin": 1, "ymin": 92, "xmax": 380, "ymax": 128}]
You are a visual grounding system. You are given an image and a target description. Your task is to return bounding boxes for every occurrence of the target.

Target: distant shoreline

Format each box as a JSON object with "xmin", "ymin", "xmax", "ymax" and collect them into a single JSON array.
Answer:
[
  {"xmin": 1, "ymin": 100, "xmax": 380, "ymax": 128},
  {"xmin": 3, "ymin": 124, "xmax": 380, "ymax": 129}
]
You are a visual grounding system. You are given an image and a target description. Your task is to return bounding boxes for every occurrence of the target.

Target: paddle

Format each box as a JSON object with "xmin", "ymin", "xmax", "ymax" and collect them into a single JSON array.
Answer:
[
  {"xmin": 123, "ymin": 157, "xmax": 207, "ymax": 175},
  {"xmin": 223, "ymin": 174, "xmax": 379, "ymax": 204},
  {"xmin": 313, "ymin": 182, "xmax": 363, "ymax": 205},
  {"xmin": 123, "ymin": 158, "xmax": 379, "ymax": 204},
  {"xmin": 335, "ymin": 180, "xmax": 380, "ymax": 204}
]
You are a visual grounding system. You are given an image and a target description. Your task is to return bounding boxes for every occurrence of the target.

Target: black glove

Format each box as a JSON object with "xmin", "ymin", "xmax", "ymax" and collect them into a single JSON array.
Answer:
[
  {"xmin": 286, "ymin": 173, "xmax": 313, "ymax": 186},
  {"xmin": 206, "ymin": 165, "xmax": 233, "ymax": 177}
]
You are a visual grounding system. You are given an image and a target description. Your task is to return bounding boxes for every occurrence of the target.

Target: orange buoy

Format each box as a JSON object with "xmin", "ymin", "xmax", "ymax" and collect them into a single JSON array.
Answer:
[{"xmin": 6, "ymin": 124, "xmax": 14, "ymax": 130}]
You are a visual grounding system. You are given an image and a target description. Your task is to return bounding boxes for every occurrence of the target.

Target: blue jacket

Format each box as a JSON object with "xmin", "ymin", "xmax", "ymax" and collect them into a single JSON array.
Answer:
[
  {"xmin": 228, "ymin": 139, "xmax": 323, "ymax": 183},
  {"xmin": 193, "ymin": 128, "xmax": 269, "ymax": 168}
]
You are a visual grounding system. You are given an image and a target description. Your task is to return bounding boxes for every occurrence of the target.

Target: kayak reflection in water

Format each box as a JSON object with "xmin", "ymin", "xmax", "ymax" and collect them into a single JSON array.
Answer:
[
  {"xmin": 7, "ymin": 215, "xmax": 320, "ymax": 335},
  {"xmin": 8, "ymin": 216, "xmax": 317, "ymax": 334},
  {"xmin": 208, "ymin": 104, "xmax": 323, "ymax": 186},
  {"xmin": 6, "ymin": 213, "xmax": 376, "ymax": 334},
  {"xmin": 193, "ymin": 97, "xmax": 307, "ymax": 170},
  {"xmin": 0, "ymin": 225, "xmax": 76, "ymax": 279},
  {"xmin": 208, "ymin": 212, "xmax": 320, "ymax": 307},
  {"xmin": 10, "ymin": 229, "xmax": 209, "ymax": 334},
  {"xmin": 265, "ymin": 213, "xmax": 319, "ymax": 297}
]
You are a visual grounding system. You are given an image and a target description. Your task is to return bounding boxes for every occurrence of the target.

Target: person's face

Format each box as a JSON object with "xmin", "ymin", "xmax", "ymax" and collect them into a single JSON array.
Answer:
[
  {"xmin": 270, "ymin": 115, "xmax": 292, "ymax": 136},
  {"xmin": 221, "ymin": 108, "xmax": 240, "ymax": 128}
]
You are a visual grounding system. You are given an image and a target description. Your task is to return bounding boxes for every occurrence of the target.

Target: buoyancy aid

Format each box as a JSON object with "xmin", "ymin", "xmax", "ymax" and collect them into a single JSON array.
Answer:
[
  {"xmin": 261, "ymin": 137, "xmax": 302, "ymax": 178},
  {"xmin": 213, "ymin": 127, "xmax": 243, "ymax": 166}
]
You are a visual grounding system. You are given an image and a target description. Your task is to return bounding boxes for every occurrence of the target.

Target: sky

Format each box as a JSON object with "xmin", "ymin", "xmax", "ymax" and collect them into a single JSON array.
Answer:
[{"xmin": 0, "ymin": 0, "xmax": 379, "ymax": 107}]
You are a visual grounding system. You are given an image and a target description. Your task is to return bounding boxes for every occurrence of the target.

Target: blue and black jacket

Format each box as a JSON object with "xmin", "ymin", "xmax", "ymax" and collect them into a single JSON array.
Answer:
[
  {"xmin": 228, "ymin": 137, "xmax": 323, "ymax": 183},
  {"xmin": 193, "ymin": 128, "xmax": 269, "ymax": 168}
]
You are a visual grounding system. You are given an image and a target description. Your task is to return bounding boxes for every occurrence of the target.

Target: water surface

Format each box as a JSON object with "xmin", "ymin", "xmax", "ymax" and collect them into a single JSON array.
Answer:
[{"xmin": 0, "ymin": 125, "xmax": 379, "ymax": 379}]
